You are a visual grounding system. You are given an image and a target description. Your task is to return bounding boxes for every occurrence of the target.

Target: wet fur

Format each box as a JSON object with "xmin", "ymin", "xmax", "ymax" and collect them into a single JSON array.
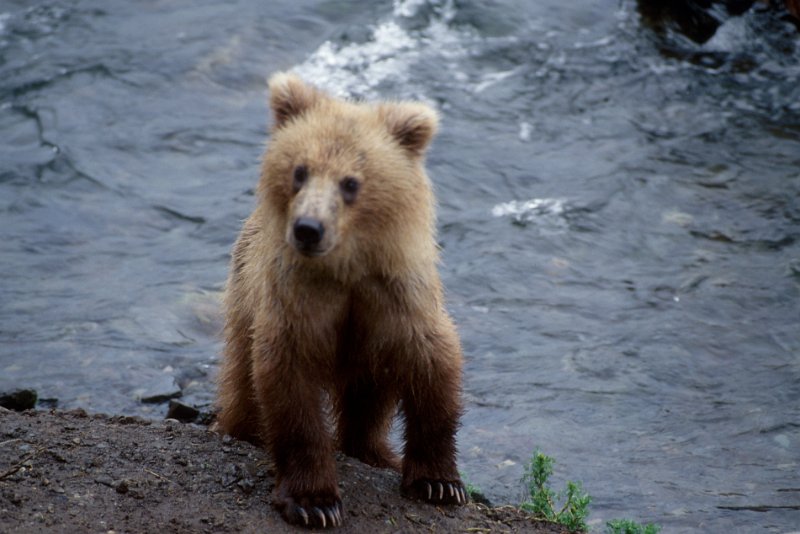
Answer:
[{"xmin": 216, "ymin": 73, "xmax": 465, "ymax": 528}]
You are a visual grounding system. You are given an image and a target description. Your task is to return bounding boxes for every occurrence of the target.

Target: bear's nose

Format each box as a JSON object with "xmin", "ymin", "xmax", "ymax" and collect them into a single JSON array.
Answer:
[{"xmin": 293, "ymin": 217, "xmax": 325, "ymax": 247}]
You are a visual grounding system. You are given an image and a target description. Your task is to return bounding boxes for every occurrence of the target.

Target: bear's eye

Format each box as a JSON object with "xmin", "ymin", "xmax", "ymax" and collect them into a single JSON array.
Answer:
[
  {"xmin": 340, "ymin": 176, "xmax": 360, "ymax": 204},
  {"xmin": 292, "ymin": 165, "xmax": 308, "ymax": 192}
]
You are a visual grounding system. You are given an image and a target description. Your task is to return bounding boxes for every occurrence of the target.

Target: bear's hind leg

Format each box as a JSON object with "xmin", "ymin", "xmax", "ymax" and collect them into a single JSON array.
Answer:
[
  {"xmin": 336, "ymin": 377, "xmax": 401, "ymax": 471},
  {"xmin": 216, "ymin": 318, "xmax": 261, "ymax": 444}
]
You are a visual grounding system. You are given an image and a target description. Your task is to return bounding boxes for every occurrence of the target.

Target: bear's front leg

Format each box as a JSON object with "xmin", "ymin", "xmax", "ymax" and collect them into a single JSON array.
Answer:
[
  {"xmin": 252, "ymin": 352, "xmax": 343, "ymax": 528},
  {"xmin": 400, "ymin": 325, "xmax": 468, "ymax": 506}
]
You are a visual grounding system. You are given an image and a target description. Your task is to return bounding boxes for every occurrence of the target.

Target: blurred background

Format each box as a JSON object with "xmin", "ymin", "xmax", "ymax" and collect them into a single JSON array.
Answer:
[{"xmin": 1, "ymin": 1, "xmax": 798, "ymax": 531}]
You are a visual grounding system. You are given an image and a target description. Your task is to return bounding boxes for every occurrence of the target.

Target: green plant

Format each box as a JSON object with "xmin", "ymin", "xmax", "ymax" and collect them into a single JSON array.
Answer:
[
  {"xmin": 605, "ymin": 518, "xmax": 661, "ymax": 534},
  {"xmin": 520, "ymin": 450, "xmax": 591, "ymax": 532},
  {"xmin": 517, "ymin": 449, "xmax": 661, "ymax": 533}
]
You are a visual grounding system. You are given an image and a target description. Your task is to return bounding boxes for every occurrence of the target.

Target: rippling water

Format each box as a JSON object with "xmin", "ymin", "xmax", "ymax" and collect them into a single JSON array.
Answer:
[{"xmin": 1, "ymin": 1, "xmax": 798, "ymax": 531}]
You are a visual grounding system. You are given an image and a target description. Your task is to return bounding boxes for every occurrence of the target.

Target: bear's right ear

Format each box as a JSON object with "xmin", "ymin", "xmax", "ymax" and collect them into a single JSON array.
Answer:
[{"xmin": 268, "ymin": 72, "xmax": 323, "ymax": 129}]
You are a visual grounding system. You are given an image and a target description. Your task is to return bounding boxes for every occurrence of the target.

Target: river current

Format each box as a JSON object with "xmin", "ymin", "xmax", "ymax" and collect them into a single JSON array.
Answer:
[{"xmin": 1, "ymin": 1, "xmax": 799, "ymax": 531}]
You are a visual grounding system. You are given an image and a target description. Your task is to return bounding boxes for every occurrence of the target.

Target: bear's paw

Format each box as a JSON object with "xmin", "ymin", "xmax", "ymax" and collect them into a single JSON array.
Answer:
[
  {"xmin": 402, "ymin": 477, "xmax": 468, "ymax": 506},
  {"xmin": 275, "ymin": 491, "xmax": 344, "ymax": 529}
]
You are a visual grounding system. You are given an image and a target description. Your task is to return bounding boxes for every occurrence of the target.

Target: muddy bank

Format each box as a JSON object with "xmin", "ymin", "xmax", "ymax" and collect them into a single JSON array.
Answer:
[{"xmin": 0, "ymin": 409, "xmax": 567, "ymax": 533}]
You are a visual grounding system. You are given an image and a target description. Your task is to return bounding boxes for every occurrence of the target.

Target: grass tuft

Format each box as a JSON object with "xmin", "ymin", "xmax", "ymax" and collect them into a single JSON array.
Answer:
[
  {"xmin": 519, "ymin": 449, "xmax": 660, "ymax": 534},
  {"xmin": 520, "ymin": 449, "xmax": 591, "ymax": 532}
]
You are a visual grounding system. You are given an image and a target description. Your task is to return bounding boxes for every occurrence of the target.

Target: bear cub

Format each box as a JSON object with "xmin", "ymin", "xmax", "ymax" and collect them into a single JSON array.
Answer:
[{"xmin": 216, "ymin": 72, "xmax": 466, "ymax": 529}]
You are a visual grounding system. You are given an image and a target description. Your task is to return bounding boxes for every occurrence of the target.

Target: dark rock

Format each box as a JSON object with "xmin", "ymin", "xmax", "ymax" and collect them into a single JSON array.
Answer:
[
  {"xmin": 166, "ymin": 400, "xmax": 200, "ymax": 423},
  {"xmin": 0, "ymin": 389, "xmax": 37, "ymax": 411},
  {"xmin": 115, "ymin": 480, "xmax": 129, "ymax": 494}
]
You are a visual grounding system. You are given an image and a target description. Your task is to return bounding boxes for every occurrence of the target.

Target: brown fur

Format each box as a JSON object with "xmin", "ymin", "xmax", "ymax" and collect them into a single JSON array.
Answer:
[{"xmin": 216, "ymin": 73, "xmax": 465, "ymax": 529}]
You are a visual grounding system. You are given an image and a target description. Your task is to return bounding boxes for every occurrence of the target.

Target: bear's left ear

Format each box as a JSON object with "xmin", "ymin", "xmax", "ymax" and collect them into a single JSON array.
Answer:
[
  {"xmin": 379, "ymin": 102, "xmax": 439, "ymax": 157},
  {"xmin": 268, "ymin": 72, "xmax": 325, "ymax": 129}
]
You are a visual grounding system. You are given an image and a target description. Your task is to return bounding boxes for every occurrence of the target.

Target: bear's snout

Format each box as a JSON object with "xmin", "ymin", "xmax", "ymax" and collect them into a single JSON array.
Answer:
[{"xmin": 293, "ymin": 217, "xmax": 325, "ymax": 253}]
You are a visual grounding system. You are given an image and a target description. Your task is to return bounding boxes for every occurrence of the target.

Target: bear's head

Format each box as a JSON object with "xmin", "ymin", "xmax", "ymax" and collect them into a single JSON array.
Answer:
[{"xmin": 258, "ymin": 73, "xmax": 439, "ymax": 278}]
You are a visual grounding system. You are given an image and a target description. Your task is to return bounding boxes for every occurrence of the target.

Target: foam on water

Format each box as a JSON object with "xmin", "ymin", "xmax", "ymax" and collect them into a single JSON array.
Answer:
[
  {"xmin": 473, "ymin": 68, "xmax": 520, "ymax": 93},
  {"xmin": 491, "ymin": 198, "xmax": 567, "ymax": 229},
  {"xmin": 294, "ymin": 0, "xmax": 466, "ymax": 99},
  {"xmin": 518, "ymin": 121, "xmax": 533, "ymax": 142},
  {"xmin": 294, "ymin": 21, "xmax": 418, "ymax": 99},
  {"xmin": 293, "ymin": 0, "xmax": 535, "ymax": 105}
]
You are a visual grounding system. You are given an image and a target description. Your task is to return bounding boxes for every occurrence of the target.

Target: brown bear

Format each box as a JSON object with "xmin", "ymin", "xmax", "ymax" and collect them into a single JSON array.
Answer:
[{"xmin": 215, "ymin": 72, "xmax": 466, "ymax": 529}]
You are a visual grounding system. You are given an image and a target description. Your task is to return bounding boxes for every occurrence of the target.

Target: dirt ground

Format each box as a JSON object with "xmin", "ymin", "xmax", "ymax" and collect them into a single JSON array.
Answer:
[{"xmin": 0, "ymin": 409, "xmax": 568, "ymax": 533}]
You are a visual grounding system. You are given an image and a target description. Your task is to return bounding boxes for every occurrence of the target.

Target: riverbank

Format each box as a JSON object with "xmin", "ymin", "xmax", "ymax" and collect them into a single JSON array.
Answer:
[{"xmin": 0, "ymin": 409, "xmax": 567, "ymax": 533}]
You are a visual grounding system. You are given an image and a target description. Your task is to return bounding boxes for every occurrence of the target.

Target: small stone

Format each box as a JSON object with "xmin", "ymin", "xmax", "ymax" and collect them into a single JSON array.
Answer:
[
  {"xmin": 3, "ymin": 491, "xmax": 23, "ymax": 506},
  {"xmin": 95, "ymin": 476, "xmax": 114, "ymax": 488},
  {"xmin": 115, "ymin": 480, "xmax": 129, "ymax": 494},
  {"xmin": 237, "ymin": 478, "xmax": 255, "ymax": 495}
]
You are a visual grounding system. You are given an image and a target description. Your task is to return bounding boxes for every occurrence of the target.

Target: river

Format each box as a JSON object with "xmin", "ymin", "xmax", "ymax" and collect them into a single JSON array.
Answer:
[{"xmin": 1, "ymin": 1, "xmax": 798, "ymax": 531}]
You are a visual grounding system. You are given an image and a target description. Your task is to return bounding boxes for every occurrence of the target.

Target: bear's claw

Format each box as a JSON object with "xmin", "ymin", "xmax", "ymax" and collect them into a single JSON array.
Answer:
[
  {"xmin": 280, "ymin": 497, "xmax": 343, "ymax": 528},
  {"xmin": 312, "ymin": 507, "xmax": 326, "ymax": 528},
  {"xmin": 406, "ymin": 478, "xmax": 468, "ymax": 505},
  {"xmin": 298, "ymin": 507, "xmax": 309, "ymax": 525}
]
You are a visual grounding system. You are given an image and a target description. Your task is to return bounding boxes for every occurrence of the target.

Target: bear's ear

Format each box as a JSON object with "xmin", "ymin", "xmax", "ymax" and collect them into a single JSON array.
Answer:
[
  {"xmin": 379, "ymin": 102, "xmax": 439, "ymax": 157},
  {"xmin": 268, "ymin": 72, "xmax": 324, "ymax": 129}
]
